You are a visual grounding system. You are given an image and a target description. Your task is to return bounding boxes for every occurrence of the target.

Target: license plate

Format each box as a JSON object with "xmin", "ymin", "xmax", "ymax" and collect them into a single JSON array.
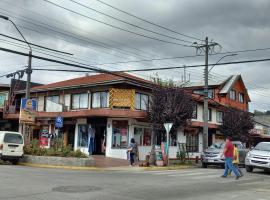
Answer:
[{"xmin": 208, "ymin": 159, "xmax": 214, "ymax": 162}]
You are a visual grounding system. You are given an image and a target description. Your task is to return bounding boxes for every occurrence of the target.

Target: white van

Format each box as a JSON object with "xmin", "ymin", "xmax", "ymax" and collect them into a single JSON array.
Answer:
[{"xmin": 0, "ymin": 131, "xmax": 24, "ymax": 164}]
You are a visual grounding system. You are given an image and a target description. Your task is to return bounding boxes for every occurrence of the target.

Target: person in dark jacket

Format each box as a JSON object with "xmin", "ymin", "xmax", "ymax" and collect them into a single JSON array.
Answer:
[{"xmin": 127, "ymin": 138, "xmax": 138, "ymax": 166}]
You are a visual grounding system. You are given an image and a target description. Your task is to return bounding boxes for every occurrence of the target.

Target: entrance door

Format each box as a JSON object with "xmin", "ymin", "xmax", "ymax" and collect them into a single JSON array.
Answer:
[
  {"xmin": 92, "ymin": 125, "xmax": 106, "ymax": 155},
  {"xmin": 67, "ymin": 125, "xmax": 75, "ymax": 148}
]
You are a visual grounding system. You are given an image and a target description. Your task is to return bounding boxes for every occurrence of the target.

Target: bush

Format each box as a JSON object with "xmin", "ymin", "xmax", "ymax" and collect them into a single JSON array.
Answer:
[{"xmin": 24, "ymin": 139, "xmax": 88, "ymax": 158}]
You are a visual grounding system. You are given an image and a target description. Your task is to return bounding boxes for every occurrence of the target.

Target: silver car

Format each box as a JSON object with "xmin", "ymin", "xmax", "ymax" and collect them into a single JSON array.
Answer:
[
  {"xmin": 245, "ymin": 142, "xmax": 270, "ymax": 172},
  {"xmin": 201, "ymin": 141, "xmax": 248, "ymax": 168}
]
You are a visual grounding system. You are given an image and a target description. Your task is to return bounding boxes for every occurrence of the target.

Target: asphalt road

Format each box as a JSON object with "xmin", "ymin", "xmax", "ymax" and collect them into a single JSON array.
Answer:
[{"xmin": 0, "ymin": 165, "xmax": 270, "ymax": 200}]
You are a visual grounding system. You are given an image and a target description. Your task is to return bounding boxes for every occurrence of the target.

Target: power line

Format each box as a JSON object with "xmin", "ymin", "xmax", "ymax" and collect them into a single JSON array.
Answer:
[
  {"xmin": 95, "ymin": 0, "xmax": 203, "ymax": 42},
  {"xmin": 42, "ymin": 0, "xmax": 192, "ymax": 47},
  {"xmin": 69, "ymin": 0, "xmax": 194, "ymax": 44},
  {"xmin": 0, "ymin": 33, "xmax": 72, "ymax": 55}
]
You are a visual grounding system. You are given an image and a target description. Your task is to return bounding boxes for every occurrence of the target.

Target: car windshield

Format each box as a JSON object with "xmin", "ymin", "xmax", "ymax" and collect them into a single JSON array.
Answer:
[
  {"xmin": 3, "ymin": 133, "xmax": 23, "ymax": 144},
  {"xmin": 209, "ymin": 142, "xmax": 225, "ymax": 149},
  {"xmin": 254, "ymin": 143, "xmax": 270, "ymax": 152}
]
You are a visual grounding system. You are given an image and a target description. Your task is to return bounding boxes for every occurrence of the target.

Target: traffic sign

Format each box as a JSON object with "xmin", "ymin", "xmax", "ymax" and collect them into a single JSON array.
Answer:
[{"xmin": 55, "ymin": 116, "xmax": 64, "ymax": 128}]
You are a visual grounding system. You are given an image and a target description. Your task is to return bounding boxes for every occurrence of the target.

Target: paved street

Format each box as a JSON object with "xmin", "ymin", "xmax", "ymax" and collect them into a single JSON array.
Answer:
[{"xmin": 0, "ymin": 165, "xmax": 270, "ymax": 200}]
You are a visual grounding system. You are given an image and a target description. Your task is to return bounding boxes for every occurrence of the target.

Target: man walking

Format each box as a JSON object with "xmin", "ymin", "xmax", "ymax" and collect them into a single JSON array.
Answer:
[{"xmin": 221, "ymin": 136, "xmax": 241, "ymax": 180}]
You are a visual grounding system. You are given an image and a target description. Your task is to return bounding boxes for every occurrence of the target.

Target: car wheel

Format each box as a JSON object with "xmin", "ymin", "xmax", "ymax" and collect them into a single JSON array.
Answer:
[
  {"xmin": 11, "ymin": 159, "xmax": 19, "ymax": 165},
  {"xmin": 202, "ymin": 162, "xmax": 207, "ymax": 168},
  {"xmin": 246, "ymin": 165, "xmax": 253, "ymax": 172}
]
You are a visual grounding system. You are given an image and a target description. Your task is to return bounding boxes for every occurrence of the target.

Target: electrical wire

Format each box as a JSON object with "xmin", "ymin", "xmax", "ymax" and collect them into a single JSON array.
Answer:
[
  {"xmin": 69, "ymin": 0, "xmax": 194, "ymax": 44},
  {"xmin": 95, "ymin": 0, "xmax": 203, "ymax": 42},
  {"xmin": 42, "ymin": 0, "xmax": 192, "ymax": 47}
]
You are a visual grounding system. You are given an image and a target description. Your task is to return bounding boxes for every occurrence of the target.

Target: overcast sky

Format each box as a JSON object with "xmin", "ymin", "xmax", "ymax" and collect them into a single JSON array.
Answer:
[{"xmin": 0, "ymin": 0, "xmax": 269, "ymax": 111}]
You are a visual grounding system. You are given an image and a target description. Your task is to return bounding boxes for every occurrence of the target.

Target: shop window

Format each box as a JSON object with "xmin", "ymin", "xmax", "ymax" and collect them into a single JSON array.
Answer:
[
  {"xmin": 135, "ymin": 93, "xmax": 149, "ymax": 110},
  {"xmin": 112, "ymin": 120, "xmax": 129, "ymax": 148},
  {"xmin": 92, "ymin": 91, "xmax": 108, "ymax": 108},
  {"xmin": 134, "ymin": 127, "xmax": 152, "ymax": 146},
  {"xmin": 229, "ymin": 90, "xmax": 237, "ymax": 100},
  {"xmin": 216, "ymin": 111, "xmax": 223, "ymax": 123},
  {"xmin": 186, "ymin": 132, "xmax": 199, "ymax": 152},
  {"xmin": 192, "ymin": 105, "xmax": 198, "ymax": 119},
  {"xmin": 71, "ymin": 93, "xmax": 88, "ymax": 109},
  {"xmin": 239, "ymin": 93, "xmax": 244, "ymax": 103},
  {"xmin": 77, "ymin": 125, "xmax": 88, "ymax": 147}
]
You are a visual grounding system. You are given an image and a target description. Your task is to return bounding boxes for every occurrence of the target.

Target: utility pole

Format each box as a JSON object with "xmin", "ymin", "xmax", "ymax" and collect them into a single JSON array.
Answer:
[
  {"xmin": 203, "ymin": 37, "xmax": 209, "ymax": 151},
  {"xmin": 25, "ymin": 50, "xmax": 32, "ymax": 99}
]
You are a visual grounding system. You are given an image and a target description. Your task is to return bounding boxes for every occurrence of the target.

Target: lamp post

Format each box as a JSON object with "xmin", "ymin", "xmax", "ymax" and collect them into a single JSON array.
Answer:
[
  {"xmin": 203, "ymin": 52, "xmax": 237, "ymax": 150},
  {"xmin": 0, "ymin": 15, "xmax": 32, "ymax": 99}
]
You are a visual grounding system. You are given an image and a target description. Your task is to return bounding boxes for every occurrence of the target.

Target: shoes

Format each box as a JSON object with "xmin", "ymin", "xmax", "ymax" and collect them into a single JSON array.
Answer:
[
  {"xmin": 235, "ymin": 176, "xmax": 240, "ymax": 180},
  {"xmin": 221, "ymin": 175, "xmax": 227, "ymax": 178}
]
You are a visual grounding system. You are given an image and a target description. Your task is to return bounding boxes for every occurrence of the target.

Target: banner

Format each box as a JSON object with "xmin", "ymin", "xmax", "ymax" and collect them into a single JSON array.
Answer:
[
  {"xmin": 109, "ymin": 88, "xmax": 135, "ymax": 110},
  {"xmin": 19, "ymin": 98, "xmax": 37, "ymax": 124}
]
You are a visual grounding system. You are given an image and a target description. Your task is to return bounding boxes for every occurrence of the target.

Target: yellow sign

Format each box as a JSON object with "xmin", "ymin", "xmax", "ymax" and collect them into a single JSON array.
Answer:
[
  {"xmin": 109, "ymin": 88, "xmax": 135, "ymax": 110},
  {"xmin": 19, "ymin": 98, "xmax": 37, "ymax": 124}
]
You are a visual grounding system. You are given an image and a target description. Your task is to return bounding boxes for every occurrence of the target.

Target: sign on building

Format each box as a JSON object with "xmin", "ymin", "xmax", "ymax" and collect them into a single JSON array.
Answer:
[
  {"xmin": 19, "ymin": 98, "xmax": 37, "ymax": 124},
  {"xmin": 55, "ymin": 116, "xmax": 64, "ymax": 128},
  {"xmin": 109, "ymin": 88, "xmax": 135, "ymax": 110}
]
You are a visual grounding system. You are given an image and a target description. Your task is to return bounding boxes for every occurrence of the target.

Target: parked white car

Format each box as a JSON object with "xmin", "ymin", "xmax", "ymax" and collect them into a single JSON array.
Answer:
[
  {"xmin": 245, "ymin": 142, "xmax": 270, "ymax": 172},
  {"xmin": 0, "ymin": 131, "xmax": 24, "ymax": 165}
]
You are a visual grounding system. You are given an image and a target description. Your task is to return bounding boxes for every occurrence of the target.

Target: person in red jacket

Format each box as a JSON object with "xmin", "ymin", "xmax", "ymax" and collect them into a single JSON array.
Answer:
[{"xmin": 221, "ymin": 136, "xmax": 241, "ymax": 180}]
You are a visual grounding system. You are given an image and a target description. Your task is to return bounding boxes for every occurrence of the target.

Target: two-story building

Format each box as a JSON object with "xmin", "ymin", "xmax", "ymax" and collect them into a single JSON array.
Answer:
[
  {"xmin": 3, "ymin": 73, "xmax": 251, "ymax": 160},
  {"xmin": 179, "ymin": 74, "xmax": 251, "ymax": 155}
]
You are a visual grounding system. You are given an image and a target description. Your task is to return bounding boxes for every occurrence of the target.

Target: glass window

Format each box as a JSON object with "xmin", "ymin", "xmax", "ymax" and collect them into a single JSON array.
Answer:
[
  {"xmin": 112, "ymin": 121, "xmax": 128, "ymax": 148},
  {"xmin": 77, "ymin": 125, "xmax": 88, "ymax": 147},
  {"xmin": 239, "ymin": 93, "xmax": 244, "ymax": 103},
  {"xmin": 71, "ymin": 93, "xmax": 88, "ymax": 109},
  {"xmin": 229, "ymin": 90, "xmax": 236, "ymax": 100},
  {"xmin": 186, "ymin": 132, "xmax": 199, "ymax": 152},
  {"xmin": 134, "ymin": 127, "xmax": 143, "ymax": 145},
  {"xmin": 4, "ymin": 133, "xmax": 23, "ymax": 144},
  {"xmin": 192, "ymin": 105, "xmax": 197, "ymax": 119},
  {"xmin": 135, "ymin": 93, "xmax": 149, "ymax": 110},
  {"xmin": 47, "ymin": 96, "xmax": 59, "ymax": 103},
  {"xmin": 170, "ymin": 133, "xmax": 177, "ymax": 146},
  {"xmin": 216, "ymin": 111, "xmax": 223, "ymax": 123},
  {"xmin": 208, "ymin": 108, "xmax": 212, "ymax": 121},
  {"xmin": 134, "ymin": 127, "xmax": 152, "ymax": 146},
  {"xmin": 92, "ymin": 92, "xmax": 108, "ymax": 108}
]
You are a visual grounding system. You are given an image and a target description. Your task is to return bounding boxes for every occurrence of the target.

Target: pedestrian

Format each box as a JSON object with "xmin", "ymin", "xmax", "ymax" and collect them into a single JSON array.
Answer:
[
  {"xmin": 228, "ymin": 144, "xmax": 243, "ymax": 177},
  {"xmin": 127, "ymin": 138, "xmax": 138, "ymax": 166},
  {"xmin": 221, "ymin": 136, "xmax": 241, "ymax": 180}
]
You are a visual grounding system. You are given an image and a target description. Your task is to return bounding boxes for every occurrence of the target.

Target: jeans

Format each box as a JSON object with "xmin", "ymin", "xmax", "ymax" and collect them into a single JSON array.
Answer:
[
  {"xmin": 130, "ymin": 152, "xmax": 135, "ymax": 165},
  {"xmin": 224, "ymin": 157, "xmax": 240, "ymax": 177}
]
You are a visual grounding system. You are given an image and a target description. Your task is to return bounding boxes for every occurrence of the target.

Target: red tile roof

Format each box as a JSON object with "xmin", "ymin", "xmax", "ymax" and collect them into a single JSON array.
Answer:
[{"xmin": 32, "ymin": 72, "xmax": 154, "ymax": 91}]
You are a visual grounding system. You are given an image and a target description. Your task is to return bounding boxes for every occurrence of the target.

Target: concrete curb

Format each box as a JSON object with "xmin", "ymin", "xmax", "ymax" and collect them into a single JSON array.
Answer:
[{"xmin": 18, "ymin": 162, "xmax": 197, "ymax": 172}]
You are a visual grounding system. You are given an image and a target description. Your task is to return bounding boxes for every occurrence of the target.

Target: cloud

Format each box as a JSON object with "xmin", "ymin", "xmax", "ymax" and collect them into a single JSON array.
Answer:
[{"xmin": 0, "ymin": 0, "xmax": 269, "ymax": 111}]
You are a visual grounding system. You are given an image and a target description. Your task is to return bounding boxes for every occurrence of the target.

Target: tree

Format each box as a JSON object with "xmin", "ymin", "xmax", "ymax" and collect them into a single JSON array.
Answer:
[
  {"xmin": 148, "ymin": 86, "xmax": 195, "ymax": 163},
  {"xmin": 220, "ymin": 107, "xmax": 254, "ymax": 141}
]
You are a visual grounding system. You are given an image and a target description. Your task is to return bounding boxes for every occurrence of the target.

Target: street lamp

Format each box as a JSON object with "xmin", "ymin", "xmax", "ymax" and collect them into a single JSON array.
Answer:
[
  {"xmin": 0, "ymin": 15, "xmax": 32, "ymax": 99},
  {"xmin": 209, "ymin": 53, "xmax": 238, "ymax": 73}
]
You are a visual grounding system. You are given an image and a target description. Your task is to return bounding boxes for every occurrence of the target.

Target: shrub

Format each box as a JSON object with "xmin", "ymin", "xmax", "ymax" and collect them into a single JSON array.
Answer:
[{"xmin": 24, "ymin": 139, "xmax": 88, "ymax": 158}]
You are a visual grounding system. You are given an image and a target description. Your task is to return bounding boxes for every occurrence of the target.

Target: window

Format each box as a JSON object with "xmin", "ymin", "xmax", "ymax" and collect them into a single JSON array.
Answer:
[
  {"xmin": 134, "ymin": 127, "xmax": 152, "ymax": 146},
  {"xmin": 229, "ymin": 90, "xmax": 236, "ymax": 100},
  {"xmin": 216, "ymin": 111, "xmax": 223, "ymax": 123},
  {"xmin": 192, "ymin": 105, "xmax": 198, "ymax": 119},
  {"xmin": 4, "ymin": 133, "xmax": 23, "ymax": 144},
  {"xmin": 239, "ymin": 93, "xmax": 244, "ymax": 103},
  {"xmin": 77, "ymin": 125, "xmax": 88, "ymax": 147},
  {"xmin": 112, "ymin": 120, "xmax": 129, "ymax": 148},
  {"xmin": 186, "ymin": 132, "xmax": 199, "ymax": 152},
  {"xmin": 208, "ymin": 108, "xmax": 212, "ymax": 121},
  {"xmin": 92, "ymin": 92, "xmax": 108, "ymax": 108},
  {"xmin": 44, "ymin": 95, "xmax": 60, "ymax": 111},
  {"xmin": 71, "ymin": 93, "xmax": 88, "ymax": 109},
  {"xmin": 135, "ymin": 93, "xmax": 149, "ymax": 110}
]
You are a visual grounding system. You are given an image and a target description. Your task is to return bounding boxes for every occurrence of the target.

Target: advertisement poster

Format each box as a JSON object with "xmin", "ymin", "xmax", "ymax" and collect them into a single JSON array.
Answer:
[
  {"xmin": 0, "ymin": 92, "xmax": 7, "ymax": 108},
  {"xmin": 40, "ymin": 127, "xmax": 50, "ymax": 147},
  {"xmin": 19, "ymin": 98, "xmax": 37, "ymax": 124}
]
